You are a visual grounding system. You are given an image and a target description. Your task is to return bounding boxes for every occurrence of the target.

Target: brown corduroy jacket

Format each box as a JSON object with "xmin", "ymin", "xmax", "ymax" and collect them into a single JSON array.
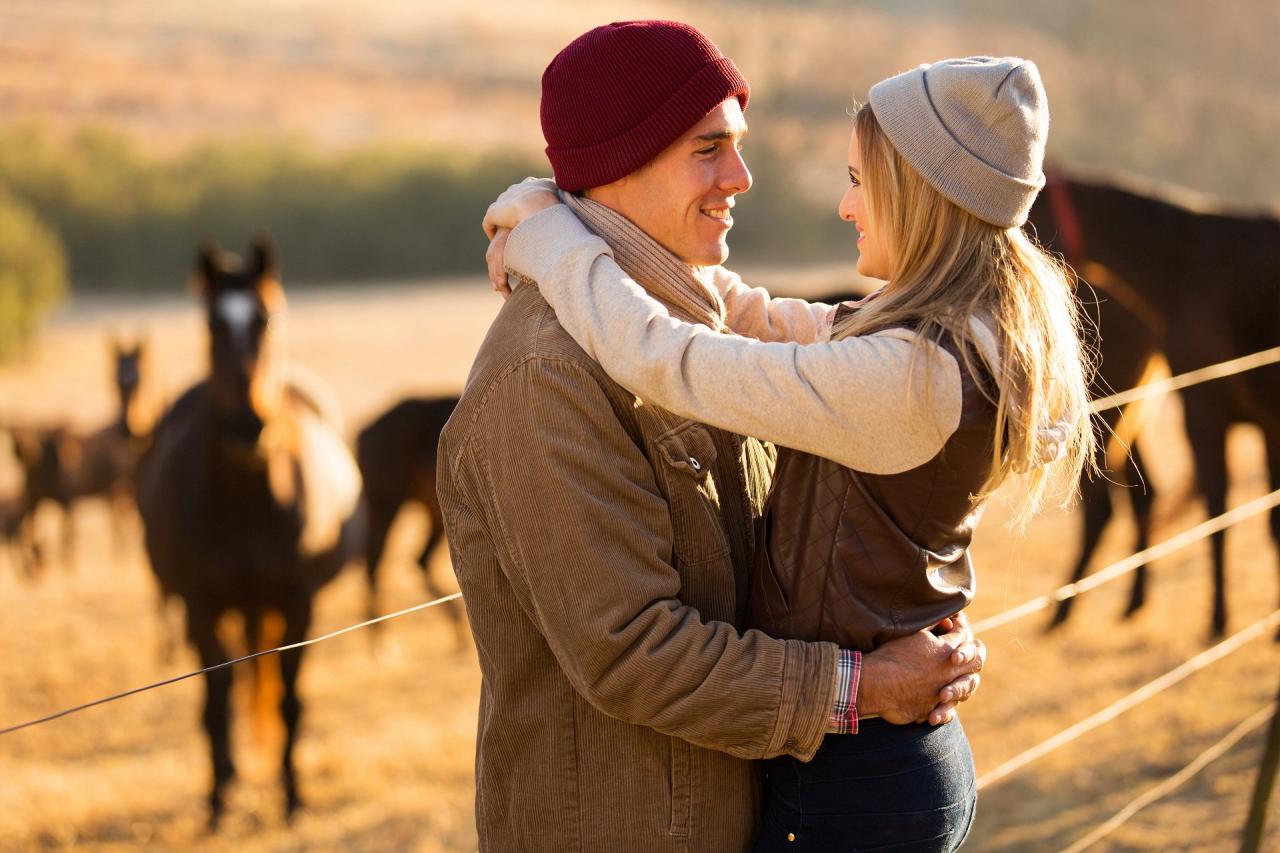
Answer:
[{"xmin": 438, "ymin": 285, "xmax": 838, "ymax": 853}]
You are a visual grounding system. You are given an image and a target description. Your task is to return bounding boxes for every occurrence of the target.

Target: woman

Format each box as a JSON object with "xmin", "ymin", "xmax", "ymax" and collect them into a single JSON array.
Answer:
[{"xmin": 483, "ymin": 57, "xmax": 1093, "ymax": 852}]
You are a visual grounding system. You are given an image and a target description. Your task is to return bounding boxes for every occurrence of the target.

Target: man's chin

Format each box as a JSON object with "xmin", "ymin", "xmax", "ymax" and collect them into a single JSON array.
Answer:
[{"xmin": 686, "ymin": 242, "xmax": 730, "ymax": 268}]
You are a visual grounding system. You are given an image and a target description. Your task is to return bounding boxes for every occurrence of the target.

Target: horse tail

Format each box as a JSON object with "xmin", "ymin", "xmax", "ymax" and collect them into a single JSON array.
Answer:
[{"xmin": 250, "ymin": 610, "xmax": 287, "ymax": 754}]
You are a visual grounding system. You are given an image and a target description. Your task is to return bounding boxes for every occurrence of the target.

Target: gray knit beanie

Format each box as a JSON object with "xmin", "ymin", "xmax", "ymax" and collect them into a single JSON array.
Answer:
[{"xmin": 867, "ymin": 56, "xmax": 1048, "ymax": 228}]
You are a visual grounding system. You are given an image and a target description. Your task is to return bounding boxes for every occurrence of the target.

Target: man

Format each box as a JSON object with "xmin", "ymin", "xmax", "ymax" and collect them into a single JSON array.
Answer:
[{"xmin": 438, "ymin": 20, "xmax": 985, "ymax": 852}]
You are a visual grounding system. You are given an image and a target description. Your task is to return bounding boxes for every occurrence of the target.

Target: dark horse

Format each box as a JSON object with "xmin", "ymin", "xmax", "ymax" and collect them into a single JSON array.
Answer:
[
  {"xmin": 355, "ymin": 396, "xmax": 467, "ymax": 649},
  {"xmin": 5, "ymin": 339, "xmax": 157, "ymax": 573},
  {"xmin": 1027, "ymin": 168, "xmax": 1280, "ymax": 638},
  {"xmin": 135, "ymin": 238, "xmax": 364, "ymax": 826}
]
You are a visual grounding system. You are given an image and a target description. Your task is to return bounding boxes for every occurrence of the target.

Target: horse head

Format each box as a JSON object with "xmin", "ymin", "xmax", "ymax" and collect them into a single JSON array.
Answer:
[
  {"xmin": 109, "ymin": 334, "xmax": 149, "ymax": 437},
  {"xmin": 192, "ymin": 237, "xmax": 287, "ymax": 448}
]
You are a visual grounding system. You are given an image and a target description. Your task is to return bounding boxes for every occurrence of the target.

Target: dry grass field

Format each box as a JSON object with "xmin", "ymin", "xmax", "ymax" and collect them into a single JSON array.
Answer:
[{"xmin": 1, "ymin": 277, "xmax": 1278, "ymax": 852}]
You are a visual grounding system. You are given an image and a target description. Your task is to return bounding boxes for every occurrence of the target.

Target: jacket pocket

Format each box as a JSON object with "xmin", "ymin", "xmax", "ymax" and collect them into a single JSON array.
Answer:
[
  {"xmin": 668, "ymin": 737, "xmax": 691, "ymax": 837},
  {"xmin": 653, "ymin": 421, "xmax": 731, "ymax": 565}
]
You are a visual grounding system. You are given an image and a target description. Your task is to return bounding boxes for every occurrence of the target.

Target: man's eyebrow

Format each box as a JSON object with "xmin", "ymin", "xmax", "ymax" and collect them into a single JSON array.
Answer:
[{"xmin": 690, "ymin": 128, "xmax": 747, "ymax": 143}]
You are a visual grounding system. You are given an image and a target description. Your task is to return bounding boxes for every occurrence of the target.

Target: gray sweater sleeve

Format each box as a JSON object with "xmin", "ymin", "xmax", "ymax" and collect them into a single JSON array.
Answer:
[
  {"xmin": 505, "ymin": 205, "xmax": 963, "ymax": 475},
  {"xmin": 709, "ymin": 266, "xmax": 837, "ymax": 344}
]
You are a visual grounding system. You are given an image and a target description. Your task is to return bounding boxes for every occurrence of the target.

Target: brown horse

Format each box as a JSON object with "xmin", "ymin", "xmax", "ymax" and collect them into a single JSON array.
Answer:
[
  {"xmin": 5, "ymin": 425, "xmax": 67, "ymax": 576},
  {"xmin": 4, "ymin": 339, "xmax": 157, "ymax": 573},
  {"xmin": 1027, "ymin": 167, "xmax": 1280, "ymax": 638},
  {"xmin": 355, "ymin": 396, "xmax": 467, "ymax": 649},
  {"xmin": 135, "ymin": 238, "xmax": 365, "ymax": 827}
]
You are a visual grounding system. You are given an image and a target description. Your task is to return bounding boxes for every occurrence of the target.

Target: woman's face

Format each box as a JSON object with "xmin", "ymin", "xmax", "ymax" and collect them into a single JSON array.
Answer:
[{"xmin": 838, "ymin": 128, "xmax": 891, "ymax": 281}]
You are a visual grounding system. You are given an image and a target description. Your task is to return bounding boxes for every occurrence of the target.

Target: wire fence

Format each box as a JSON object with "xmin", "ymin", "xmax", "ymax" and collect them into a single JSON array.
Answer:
[
  {"xmin": 0, "ymin": 592, "xmax": 462, "ymax": 737},
  {"xmin": 976, "ymin": 609, "xmax": 1280, "ymax": 792},
  {"xmin": 1061, "ymin": 701, "xmax": 1278, "ymax": 853},
  {"xmin": 4, "ymin": 342, "xmax": 1280, "ymax": 845}
]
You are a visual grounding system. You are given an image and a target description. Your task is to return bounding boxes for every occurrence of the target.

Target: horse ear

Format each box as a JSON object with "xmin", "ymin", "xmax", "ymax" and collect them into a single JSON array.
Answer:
[
  {"xmin": 251, "ymin": 235, "xmax": 279, "ymax": 280},
  {"xmin": 10, "ymin": 427, "xmax": 38, "ymax": 466},
  {"xmin": 193, "ymin": 240, "xmax": 223, "ymax": 295}
]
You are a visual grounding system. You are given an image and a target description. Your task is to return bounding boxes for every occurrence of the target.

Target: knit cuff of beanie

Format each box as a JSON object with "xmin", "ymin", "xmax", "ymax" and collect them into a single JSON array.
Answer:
[{"xmin": 547, "ymin": 57, "xmax": 748, "ymax": 192}]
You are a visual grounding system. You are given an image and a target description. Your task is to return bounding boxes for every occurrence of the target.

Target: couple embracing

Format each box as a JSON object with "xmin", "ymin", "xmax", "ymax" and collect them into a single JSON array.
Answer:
[{"xmin": 438, "ymin": 19, "xmax": 1092, "ymax": 853}]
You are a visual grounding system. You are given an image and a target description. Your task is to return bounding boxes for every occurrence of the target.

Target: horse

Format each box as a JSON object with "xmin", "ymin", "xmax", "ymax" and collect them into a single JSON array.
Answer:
[
  {"xmin": 4, "ymin": 425, "xmax": 65, "ymax": 577},
  {"xmin": 355, "ymin": 396, "xmax": 468, "ymax": 650},
  {"xmin": 4, "ymin": 339, "xmax": 158, "ymax": 573},
  {"xmin": 6, "ymin": 425, "xmax": 73, "ymax": 576},
  {"xmin": 1027, "ymin": 167, "xmax": 1280, "ymax": 638},
  {"xmin": 134, "ymin": 237, "xmax": 364, "ymax": 827}
]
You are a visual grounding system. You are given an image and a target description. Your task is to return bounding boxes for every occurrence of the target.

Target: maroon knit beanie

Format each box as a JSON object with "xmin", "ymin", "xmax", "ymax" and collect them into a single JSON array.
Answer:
[{"xmin": 540, "ymin": 20, "xmax": 750, "ymax": 192}]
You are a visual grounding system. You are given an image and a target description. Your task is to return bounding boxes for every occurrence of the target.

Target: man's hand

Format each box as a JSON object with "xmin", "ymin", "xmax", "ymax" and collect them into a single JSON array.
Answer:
[{"xmin": 857, "ymin": 612, "xmax": 985, "ymax": 726}]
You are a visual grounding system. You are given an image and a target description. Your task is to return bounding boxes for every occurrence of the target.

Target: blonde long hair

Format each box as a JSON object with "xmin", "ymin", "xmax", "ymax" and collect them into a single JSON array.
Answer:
[{"xmin": 833, "ymin": 105, "xmax": 1096, "ymax": 528}]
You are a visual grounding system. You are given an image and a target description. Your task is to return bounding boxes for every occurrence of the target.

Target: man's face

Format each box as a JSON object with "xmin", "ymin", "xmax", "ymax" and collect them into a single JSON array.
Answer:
[{"xmin": 586, "ymin": 98, "xmax": 751, "ymax": 266}]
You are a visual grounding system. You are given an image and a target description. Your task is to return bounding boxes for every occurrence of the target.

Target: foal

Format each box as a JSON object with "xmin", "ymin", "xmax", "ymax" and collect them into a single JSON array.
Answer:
[{"xmin": 135, "ymin": 238, "xmax": 364, "ymax": 826}]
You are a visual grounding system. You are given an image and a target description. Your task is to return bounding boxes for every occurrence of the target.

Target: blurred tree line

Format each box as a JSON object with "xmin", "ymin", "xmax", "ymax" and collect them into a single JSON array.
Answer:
[
  {"xmin": 0, "ymin": 123, "xmax": 844, "ymax": 294},
  {"xmin": 0, "ymin": 123, "xmax": 845, "ymax": 357}
]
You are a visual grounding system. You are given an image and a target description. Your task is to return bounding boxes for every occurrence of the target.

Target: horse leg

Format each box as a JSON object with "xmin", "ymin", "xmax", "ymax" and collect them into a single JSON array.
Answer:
[
  {"xmin": 18, "ymin": 501, "xmax": 44, "ymax": 580},
  {"xmin": 1265, "ymin": 429, "xmax": 1280, "ymax": 641},
  {"xmin": 278, "ymin": 600, "xmax": 313, "ymax": 821},
  {"xmin": 419, "ymin": 499, "xmax": 466, "ymax": 651},
  {"xmin": 363, "ymin": 497, "xmax": 396, "ymax": 646},
  {"xmin": 187, "ymin": 605, "xmax": 235, "ymax": 830},
  {"xmin": 1185, "ymin": 412, "xmax": 1230, "ymax": 639},
  {"xmin": 59, "ymin": 499, "xmax": 76, "ymax": 573},
  {"xmin": 155, "ymin": 589, "xmax": 181, "ymax": 664},
  {"xmin": 1049, "ymin": 455, "xmax": 1114, "ymax": 630},
  {"xmin": 1123, "ymin": 442, "xmax": 1158, "ymax": 618}
]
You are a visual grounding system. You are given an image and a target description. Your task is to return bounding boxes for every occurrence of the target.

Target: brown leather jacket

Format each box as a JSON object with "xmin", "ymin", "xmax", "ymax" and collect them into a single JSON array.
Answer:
[{"xmin": 748, "ymin": 333, "xmax": 997, "ymax": 652}]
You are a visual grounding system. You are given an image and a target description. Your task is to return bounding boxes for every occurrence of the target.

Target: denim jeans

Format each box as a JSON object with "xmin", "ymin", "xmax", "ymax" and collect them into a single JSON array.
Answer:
[{"xmin": 754, "ymin": 718, "xmax": 977, "ymax": 852}]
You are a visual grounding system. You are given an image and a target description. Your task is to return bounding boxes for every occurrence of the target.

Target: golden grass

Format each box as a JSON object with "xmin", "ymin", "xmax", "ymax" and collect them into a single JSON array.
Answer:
[{"xmin": 1, "ymin": 278, "xmax": 1278, "ymax": 851}]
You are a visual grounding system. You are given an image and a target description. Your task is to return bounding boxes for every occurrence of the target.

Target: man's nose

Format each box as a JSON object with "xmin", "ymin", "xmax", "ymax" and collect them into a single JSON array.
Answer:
[{"xmin": 720, "ymin": 146, "xmax": 752, "ymax": 195}]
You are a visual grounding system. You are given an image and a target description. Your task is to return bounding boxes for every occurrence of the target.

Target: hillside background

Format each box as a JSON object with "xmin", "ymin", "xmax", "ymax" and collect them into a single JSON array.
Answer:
[{"xmin": 2, "ymin": 0, "xmax": 1277, "ymax": 296}]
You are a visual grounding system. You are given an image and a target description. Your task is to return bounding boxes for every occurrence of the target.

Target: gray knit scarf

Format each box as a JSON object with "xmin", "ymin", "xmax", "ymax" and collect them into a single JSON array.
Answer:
[{"xmin": 558, "ymin": 190, "xmax": 728, "ymax": 332}]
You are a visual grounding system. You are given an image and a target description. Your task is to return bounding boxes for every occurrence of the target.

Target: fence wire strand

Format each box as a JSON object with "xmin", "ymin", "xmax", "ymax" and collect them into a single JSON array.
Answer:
[
  {"xmin": 1088, "ymin": 346, "xmax": 1280, "ymax": 414},
  {"xmin": 976, "ymin": 609, "xmax": 1280, "ymax": 792},
  {"xmin": 0, "ymin": 592, "xmax": 462, "ymax": 737},
  {"xmin": 1061, "ymin": 700, "xmax": 1278, "ymax": 853},
  {"xmin": 973, "ymin": 488, "xmax": 1280, "ymax": 634}
]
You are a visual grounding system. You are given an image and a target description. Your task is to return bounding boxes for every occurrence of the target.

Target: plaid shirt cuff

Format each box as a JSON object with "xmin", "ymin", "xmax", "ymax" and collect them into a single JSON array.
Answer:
[{"xmin": 828, "ymin": 649, "xmax": 861, "ymax": 734}]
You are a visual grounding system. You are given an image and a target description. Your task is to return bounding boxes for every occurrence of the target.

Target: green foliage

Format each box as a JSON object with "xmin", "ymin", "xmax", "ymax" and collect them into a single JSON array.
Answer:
[
  {"xmin": 0, "ymin": 123, "xmax": 846, "ymax": 293},
  {"xmin": 0, "ymin": 124, "xmax": 554, "ymax": 291},
  {"xmin": 0, "ymin": 191, "xmax": 68, "ymax": 359}
]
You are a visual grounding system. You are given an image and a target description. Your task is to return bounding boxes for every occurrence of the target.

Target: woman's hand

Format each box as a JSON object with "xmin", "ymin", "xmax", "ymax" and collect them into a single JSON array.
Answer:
[
  {"xmin": 487, "ymin": 227, "xmax": 514, "ymax": 299},
  {"xmin": 482, "ymin": 177, "xmax": 561, "ymax": 238},
  {"xmin": 482, "ymin": 178, "xmax": 561, "ymax": 299}
]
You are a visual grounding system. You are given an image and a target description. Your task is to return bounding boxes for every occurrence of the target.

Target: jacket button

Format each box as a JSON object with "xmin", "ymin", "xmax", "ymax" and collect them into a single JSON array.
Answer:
[
  {"xmin": 787, "ymin": 832, "xmax": 796, "ymax": 842},
  {"xmin": 688, "ymin": 456, "xmax": 701, "ymax": 471},
  {"xmin": 783, "ymin": 738, "xmax": 796, "ymax": 749}
]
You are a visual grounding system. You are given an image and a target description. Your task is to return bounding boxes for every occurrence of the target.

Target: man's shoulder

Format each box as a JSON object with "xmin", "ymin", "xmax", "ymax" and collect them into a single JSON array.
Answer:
[{"xmin": 440, "ymin": 286, "xmax": 631, "ymax": 464}]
